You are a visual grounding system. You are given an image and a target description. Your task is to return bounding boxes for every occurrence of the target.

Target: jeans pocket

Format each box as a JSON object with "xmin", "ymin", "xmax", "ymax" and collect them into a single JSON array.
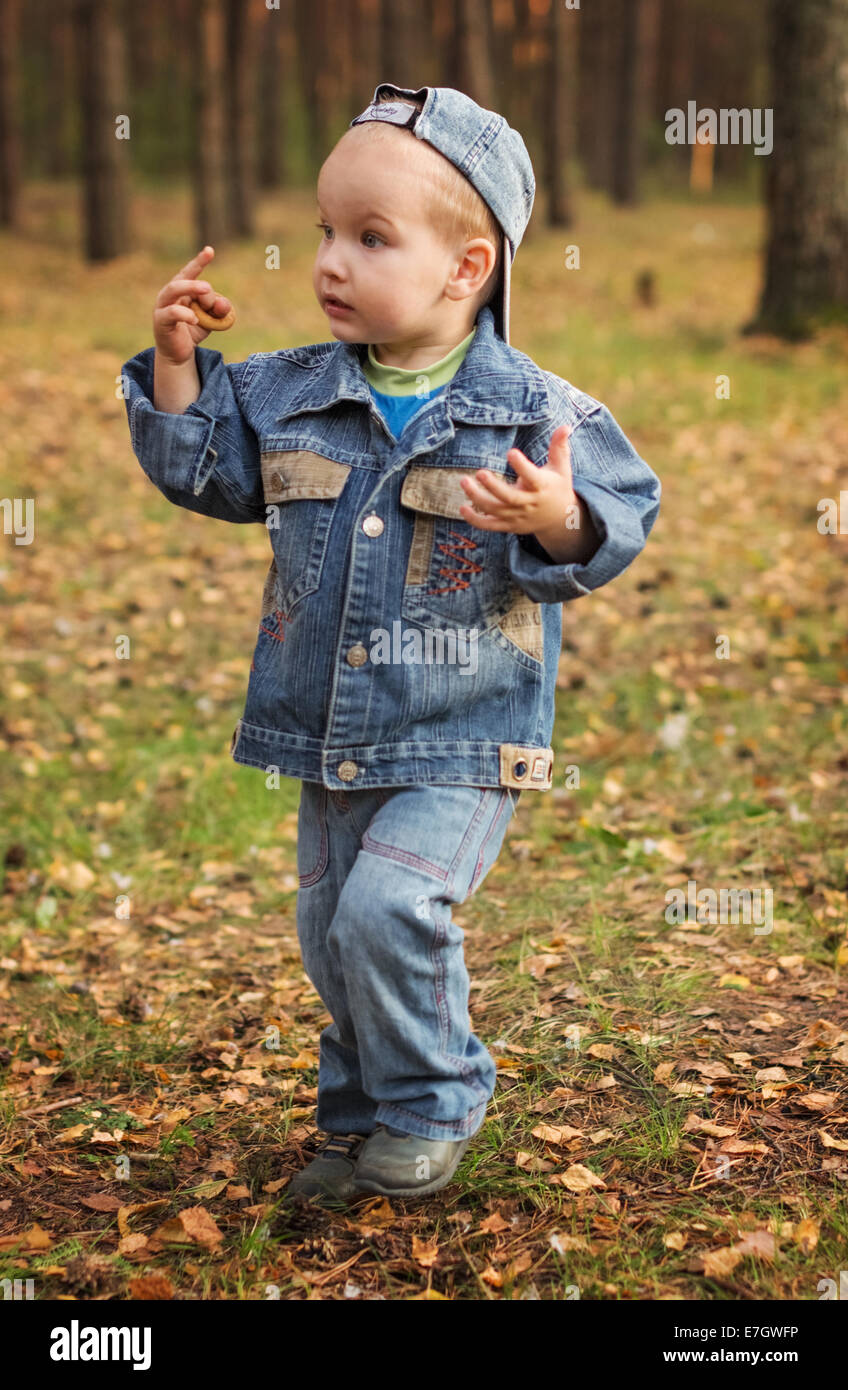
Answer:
[{"xmin": 297, "ymin": 783, "xmax": 330, "ymax": 887}]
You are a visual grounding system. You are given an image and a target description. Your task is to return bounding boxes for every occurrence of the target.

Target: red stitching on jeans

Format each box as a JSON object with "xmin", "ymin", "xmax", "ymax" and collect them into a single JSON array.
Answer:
[{"xmin": 427, "ymin": 529, "xmax": 483, "ymax": 595}]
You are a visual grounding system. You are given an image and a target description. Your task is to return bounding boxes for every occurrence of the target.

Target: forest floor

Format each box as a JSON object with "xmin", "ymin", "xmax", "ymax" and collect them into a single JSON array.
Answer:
[{"xmin": 1, "ymin": 182, "xmax": 848, "ymax": 1301}]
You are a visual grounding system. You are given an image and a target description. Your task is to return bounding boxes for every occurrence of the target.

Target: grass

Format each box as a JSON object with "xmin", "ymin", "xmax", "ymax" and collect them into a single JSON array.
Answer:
[{"xmin": 0, "ymin": 178, "xmax": 847, "ymax": 1299}]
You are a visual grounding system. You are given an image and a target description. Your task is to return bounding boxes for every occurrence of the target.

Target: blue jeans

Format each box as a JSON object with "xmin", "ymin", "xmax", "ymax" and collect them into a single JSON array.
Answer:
[{"xmin": 295, "ymin": 781, "xmax": 521, "ymax": 1142}]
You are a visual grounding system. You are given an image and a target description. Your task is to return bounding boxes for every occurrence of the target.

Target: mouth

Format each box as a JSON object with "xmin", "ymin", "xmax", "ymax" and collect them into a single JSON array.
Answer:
[{"xmin": 323, "ymin": 294, "xmax": 354, "ymax": 314}]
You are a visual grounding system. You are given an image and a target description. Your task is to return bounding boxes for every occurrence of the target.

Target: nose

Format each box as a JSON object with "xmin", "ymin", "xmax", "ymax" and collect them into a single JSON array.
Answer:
[{"xmin": 316, "ymin": 234, "xmax": 346, "ymax": 283}]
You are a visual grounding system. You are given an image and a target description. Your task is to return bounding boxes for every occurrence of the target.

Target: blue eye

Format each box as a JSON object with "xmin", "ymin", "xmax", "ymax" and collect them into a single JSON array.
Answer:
[
  {"xmin": 362, "ymin": 232, "xmax": 383, "ymax": 248},
  {"xmin": 315, "ymin": 222, "xmax": 332, "ymax": 239}
]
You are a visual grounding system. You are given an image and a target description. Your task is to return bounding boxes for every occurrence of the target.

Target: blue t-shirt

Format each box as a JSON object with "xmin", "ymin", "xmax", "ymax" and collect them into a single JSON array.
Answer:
[{"xmin": 361, "ymin": 328, "xmax": 476, "ymax": 440}]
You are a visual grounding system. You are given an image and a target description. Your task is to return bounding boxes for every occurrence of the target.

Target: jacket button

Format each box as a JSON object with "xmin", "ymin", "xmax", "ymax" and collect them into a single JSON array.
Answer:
[
  {"xmin": 513, "ymin": 760, "xmax": 528, "ymax": 779},
  {"xmin": 338, "ymin": 760, "xmax": 359, "ymax": 781},
  {"xmin": 346, "ymin": 643, "xmax": 368, "ymax": 667},
  {"xmin": 362, "ymin": 513, "xmax": 384, "ymax": 537},
  {"xmin": 270, "ymin": 470, "xmax": 284, "ymax": 490}
]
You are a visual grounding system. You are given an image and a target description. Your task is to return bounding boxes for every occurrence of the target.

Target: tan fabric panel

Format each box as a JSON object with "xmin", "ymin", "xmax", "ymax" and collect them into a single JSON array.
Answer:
[
  {"xmin": 401, "ymin": 466, "xmax": 476, "ymax": 519},
  {"xmin": 406, "ymin": 513, "xmax": 435, "ymax": 585},
  {"xmin": 261, "ymin": 450, "xmax": 351, "ymax": 502},
  {"xmin": 497, "ymin": 586, "xmax": 544, "ymax": 662},
  {"xmin": 499, "ymin": 743, "xmax": 554, "ymax": 789}
]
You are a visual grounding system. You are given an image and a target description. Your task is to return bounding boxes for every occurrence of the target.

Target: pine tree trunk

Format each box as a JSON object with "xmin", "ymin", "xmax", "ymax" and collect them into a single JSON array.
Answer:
[
  {"xmin": 611, "ymin": 0, "xmax": 646, "ymax": 205},
  {"xmin": 453, "ymin": 0, "xmax": 495, "ymax": 108},
  {"xmin": 45, "ymin": 1, "xmax": 73, "ymax": 179},
  {"xmin": 225, "ymin": 0, "xmax": 259, "ymax": 236},
  {"xmin": 352, "ymin": 0, "xmax": 381, "ymax": 104},
  {"xmin": 578, "ymin": 0, "xmax": 616, "ymax": 191},
  {"xmin": 257, "ymin": 0, "xmax": 286, "ymax": 188},
  {"xmin": 190, "ymin": 0, "xmax": 230, "ymax": 249},
  {"xmin": 545, "ymin": 0, "xmax": 577, "ymax": 226},
  {"xmin": 75, "ymin": 0, "xmax": 130, "ymax": 260},
  {"xmin": 379, "ymin": 0, "xmax": 424, "ymax": 89},
  {"xmin": 750, "ymin": 0, "xmax": 848, "ymax": 336},
  {"xmin": 0, "ymin": 0, "xmax": 21, "ymax": 227},
  {"xmin": 294, "ymin": 0, "xmax": 329, "ymax": 176}
]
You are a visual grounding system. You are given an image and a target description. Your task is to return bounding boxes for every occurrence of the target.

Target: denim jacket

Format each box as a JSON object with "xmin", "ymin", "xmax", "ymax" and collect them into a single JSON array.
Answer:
[{"xmin": 121, "ymin": 304, "xmax": 660, "ymax": 792}]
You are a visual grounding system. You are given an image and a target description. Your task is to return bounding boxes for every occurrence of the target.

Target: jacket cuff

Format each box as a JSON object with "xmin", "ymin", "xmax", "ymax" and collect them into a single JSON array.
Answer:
[
  {"xmin": 507, "ymin": 475, "xmax": 649, "ymax": 603},
  {"xmin": 123, "ymin": 346, "xmax": 228, "ymax": 498}
]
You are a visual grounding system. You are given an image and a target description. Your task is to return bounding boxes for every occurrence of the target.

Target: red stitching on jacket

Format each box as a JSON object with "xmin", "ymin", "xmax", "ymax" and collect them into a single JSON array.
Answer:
[
  {"xmin": 259, "ymin": 608, "xmax": 287, "ymax": 643},
  {"xmin": 427, "ymin": 529, "xmax": 484, "ymax": 595}
]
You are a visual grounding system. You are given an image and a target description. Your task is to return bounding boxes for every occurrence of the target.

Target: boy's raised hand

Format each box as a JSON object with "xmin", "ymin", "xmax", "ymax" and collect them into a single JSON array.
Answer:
[
  {"xmin": 458, "ymin": 425, "xmax": 578, "ymax": 535},
  {"xmin": 153, "ymin": 246, "xmax": 235, "ymax": 364}
]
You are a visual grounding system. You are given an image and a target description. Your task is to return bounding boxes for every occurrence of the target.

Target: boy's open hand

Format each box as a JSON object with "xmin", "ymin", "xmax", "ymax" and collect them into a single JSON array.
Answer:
[
  {"xmin": 153, "ymin": 246, "xmax": 235, "ymax": 365},
  {"xmin": 459, "ymin": 425, "xmax": 599, "ymax": 564},
  {"xmin": 459, "ymin": 425, "xmax": 577, "ymax": 534}
]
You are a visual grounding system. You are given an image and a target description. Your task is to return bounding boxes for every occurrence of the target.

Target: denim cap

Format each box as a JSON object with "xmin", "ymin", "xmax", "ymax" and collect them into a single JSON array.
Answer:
[{"xmin": 349, "ymin": 82, "xmax": 535, "ymax": 343}]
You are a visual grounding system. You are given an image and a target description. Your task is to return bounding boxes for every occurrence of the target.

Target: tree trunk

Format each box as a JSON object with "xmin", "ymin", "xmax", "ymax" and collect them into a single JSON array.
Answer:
[
  {"xmin": 379, "ymin": 0, "xmax": 425, "ymax": 89},
  {"xmin": 190, "ymin": 0, "xmax": 230, "ymax": 249},
  {"xmin": 75, "ymin": 0, "xmax": 130, "ymax": 260},
  {"xmin": 225, "ymin": 0, "xmax": 259, "ymax": 236},
  {"xmin": 0, "ymin": 0, "xmax": 21, "ymax": 228},
  {"xmin": 452, "ymin": 0, "xmax": 495, "ymax": 108},
  {"xmin": 578, "ymin": 0, "xmax": 616, "ymax": 191},
  {"xmin": 294, "ymin": 0, "xmax": 329, "ymax": 176},
  {"xmin": 257, "ymin": 0, "xmax": 286, "ymax": 188},
  {"xmin": 610, "ymin": 0, "xmax": 646, "ymax": 205},
  {"xmin": 352, "ymin": 0, "xmax": 381, "ymax": 106},
  {"xmin": 545, "ymin": 0, "xmax": 577, "ymax": 226},
  {"xmin": 45, "ymin": 1, "xmax": 74, "ymax": 179},
  {"xmin": 751, "ymin": 0, "xmax": 848, "ymax": 336}
]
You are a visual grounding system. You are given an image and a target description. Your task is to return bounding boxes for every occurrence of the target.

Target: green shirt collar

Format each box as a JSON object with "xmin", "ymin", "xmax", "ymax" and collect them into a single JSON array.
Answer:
[{"xmin": 362, "ymin": 327, "xmax": 476, "ymax": 396}]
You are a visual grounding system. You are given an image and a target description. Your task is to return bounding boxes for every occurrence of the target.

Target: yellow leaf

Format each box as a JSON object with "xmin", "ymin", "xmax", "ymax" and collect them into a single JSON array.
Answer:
[{"xmin": 793, "ymin": 1218, "xmax": 820, "ymax": 1253}]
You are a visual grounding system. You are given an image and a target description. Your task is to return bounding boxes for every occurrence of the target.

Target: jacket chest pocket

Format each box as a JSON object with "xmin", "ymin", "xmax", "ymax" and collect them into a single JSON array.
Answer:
[
  {"xmin": 400, "ymin": 465, "xmax": 515, "ymax": 633},
  {"xmin": 261, "ymin": 450, "xmax": 351, "ymax": 616}
]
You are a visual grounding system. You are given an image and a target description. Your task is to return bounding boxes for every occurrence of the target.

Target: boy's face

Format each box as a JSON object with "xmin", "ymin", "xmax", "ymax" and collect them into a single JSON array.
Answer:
[{"xmin": 312, "ymin": 129, "xmax": 468, "ymax": 346}]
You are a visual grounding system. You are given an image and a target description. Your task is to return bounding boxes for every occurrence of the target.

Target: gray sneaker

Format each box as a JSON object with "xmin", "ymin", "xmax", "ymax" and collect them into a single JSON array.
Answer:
[
  {"xmin": 284, "ymin": 1131, "xmax": 368, "ymax": 1205},
  {"xmin": 352, "ymin": 1123, "xmax": 472, "ymax": 1197}
]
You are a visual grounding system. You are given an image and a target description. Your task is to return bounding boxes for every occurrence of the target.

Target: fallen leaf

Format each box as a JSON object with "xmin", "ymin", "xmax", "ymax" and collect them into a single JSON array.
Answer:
[
  {"xmin": 81, "ymin": 1193, "xmax": 124, "ymax": 1212},
  {"xmin": 557, "ymin": 1163, "xmax": 606, "ymax": 1193},
  {"xmin": 411, "ymin": 1235, "xmax": 439, "ymax": 1268},
  {"xmin": 128, "ymin": 1274, "xmax": 174, "ymax": 1299},
  {"xmin": 797, "ymin": 1091, "xmax": 838, "ymax": 1112},
  {"xmin": 818, "ymin": 1129, "xmax": 848, "ymax": 1152},
  {"xmin": 478, "ymin": 1212, "xmax": 510, "ymax": 1234}
]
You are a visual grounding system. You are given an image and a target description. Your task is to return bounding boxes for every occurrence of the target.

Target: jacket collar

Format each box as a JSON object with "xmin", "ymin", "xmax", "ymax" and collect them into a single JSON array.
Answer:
[{"xmin": 276, "ymin": 306, "xmax": 551, "ymax": 426}]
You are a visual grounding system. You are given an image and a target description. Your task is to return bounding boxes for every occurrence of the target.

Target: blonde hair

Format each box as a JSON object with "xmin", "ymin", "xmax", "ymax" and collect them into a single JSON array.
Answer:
[{"xmin": 355, "ymin": 94, "xmax": 504, "ymax": 313}]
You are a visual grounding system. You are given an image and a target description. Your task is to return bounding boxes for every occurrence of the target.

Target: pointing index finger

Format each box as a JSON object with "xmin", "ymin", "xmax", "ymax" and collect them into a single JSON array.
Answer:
[{"xmin": 175, "ymin": 245, "xmax": 215, "ymax": 281}]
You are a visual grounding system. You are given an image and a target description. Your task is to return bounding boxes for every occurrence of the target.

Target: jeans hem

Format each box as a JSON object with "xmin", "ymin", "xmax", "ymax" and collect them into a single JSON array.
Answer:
[{"xmin": 376, "ymin": 1094, "xmax": 489, "ymax": 1142}]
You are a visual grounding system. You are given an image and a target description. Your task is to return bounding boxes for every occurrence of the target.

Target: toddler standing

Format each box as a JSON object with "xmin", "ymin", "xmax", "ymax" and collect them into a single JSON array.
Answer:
[{"xmin": 122, "ymin": 83, "xmax": 661, "ymax": 1204}]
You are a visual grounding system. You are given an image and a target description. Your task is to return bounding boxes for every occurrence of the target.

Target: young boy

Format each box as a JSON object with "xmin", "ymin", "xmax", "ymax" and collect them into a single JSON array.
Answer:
[{"xmin": 122, "ymin": 83, "xmax": 661, "ymax": 1205}]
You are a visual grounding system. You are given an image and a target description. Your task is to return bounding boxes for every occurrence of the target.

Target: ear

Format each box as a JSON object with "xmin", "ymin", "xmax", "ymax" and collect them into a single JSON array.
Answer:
[{"xmin": 444, "ymin": 237, "xmax": 497, "ymax": 304}]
